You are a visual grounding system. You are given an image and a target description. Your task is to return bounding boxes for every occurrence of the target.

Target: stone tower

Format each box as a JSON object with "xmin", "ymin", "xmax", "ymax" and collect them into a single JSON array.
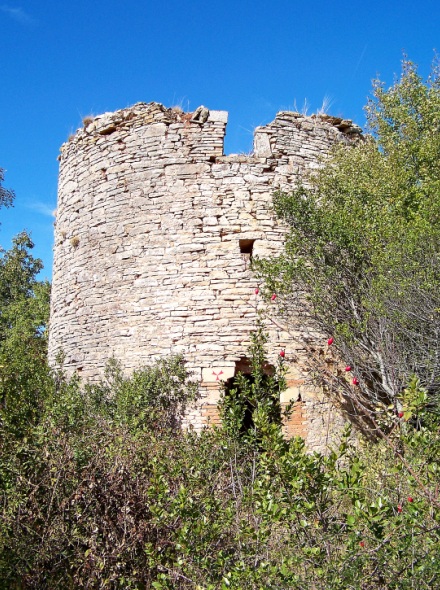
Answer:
[{"xmin": 49, "ymin": 102, "xmax": 362, "ymax": 451}]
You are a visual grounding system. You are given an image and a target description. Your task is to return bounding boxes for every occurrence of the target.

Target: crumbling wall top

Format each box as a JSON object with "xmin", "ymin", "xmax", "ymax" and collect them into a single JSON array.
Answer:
[
  {"xmin": 60, "ymin": 102, "xmax": 229, "ymax": 159},
  {"xmin": 254, "ymin": 111, "xmax": 363, "ymax": 158},
  {"xmin": 61, "ymin": 102, "xmax": 362, "ymax": 163}
]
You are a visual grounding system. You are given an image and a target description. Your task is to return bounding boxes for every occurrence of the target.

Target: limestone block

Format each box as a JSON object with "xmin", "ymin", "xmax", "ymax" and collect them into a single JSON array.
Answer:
[
  {"xmin": 253, "ymin": 132, "xmax": 272, "ymax": 158},
  {"xmin": 165, "ymin": 163, "xmax": 210, "ymax": 177},
  {"xmin": 280, "ymin": 384, "xmax": 302, "ymax": 404},
  {"xmin": 208, "ymin": 111, "xmax": 228, "ymax": 124}
]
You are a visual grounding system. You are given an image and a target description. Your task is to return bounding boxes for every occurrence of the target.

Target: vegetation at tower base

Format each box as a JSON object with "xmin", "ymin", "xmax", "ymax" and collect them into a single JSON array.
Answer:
[
  {"xmin": 255, "ymin": 59, "xmax": 440, "ymax": 429},
  {"xmin": 1, "ymin": 326, "xmax": 439, "ymax": 589},
  {"xmin": 218, "ymin": 324, "xmax": 286, "ymax": 439}
]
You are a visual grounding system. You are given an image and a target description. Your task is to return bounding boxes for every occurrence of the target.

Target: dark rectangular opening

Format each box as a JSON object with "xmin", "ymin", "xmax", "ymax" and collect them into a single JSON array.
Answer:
[{"xmin": 239, "ymin": 239, "xmax": 255, "ymax": 256}]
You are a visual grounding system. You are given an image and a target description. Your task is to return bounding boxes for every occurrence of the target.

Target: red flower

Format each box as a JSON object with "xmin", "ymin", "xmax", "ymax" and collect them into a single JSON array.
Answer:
[
  {"xmin": 352, "ymin": 377, "xmax": 359, "ymax": 386},
  {"xmin": 327, "ymin": 337, "xmax": 334, "ymax": 346},
  {"xmin": 280, "ymin": 350, "xmax": 285, "ymax": 358},
  {"xmin": 407, "ymin": 496, "xmax": 413, "ymax": 503},
  {"xmin": 271, "ymin": 293, "xmax": 277, "ymax": 301},
  {"xmin": 255, "ymin": 288, "xmax": 259, "ymax": 295},
  {"xmin": 345, "ymin": 366, "xmax": 352, "ymax": 372},
  {"xmin": 398, "ymin": 411, "xmax": 404, "ymax": 419},
  {"xmin": 397, "ymin": 505, "xmax": 403, "ymax": 513},
  {"xmin": 359, "ymin": 541, "xmax": 365, "ymax": 548}
]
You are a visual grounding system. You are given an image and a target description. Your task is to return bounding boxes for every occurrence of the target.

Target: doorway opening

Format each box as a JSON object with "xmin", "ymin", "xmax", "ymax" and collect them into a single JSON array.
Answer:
[{"xmin": 223, "ymin": 357, "xmax": 277, "ymax": 434}]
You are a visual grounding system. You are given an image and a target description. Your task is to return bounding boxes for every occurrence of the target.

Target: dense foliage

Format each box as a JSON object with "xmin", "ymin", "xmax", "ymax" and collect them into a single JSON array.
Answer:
[
  {"xmin": 0, "ymin": 171, "xmax": 51, "ymax": 435},
  {"xmin": 0, "ymin": 232, "xmax": 51, "ymax": 438},
  {"xmin": 0, "ymin": 330, "xmax": 439, "ymax": 589},
  {"xmin": 255, "ymin": 60, "xmax": 440, "ymax": 427}
]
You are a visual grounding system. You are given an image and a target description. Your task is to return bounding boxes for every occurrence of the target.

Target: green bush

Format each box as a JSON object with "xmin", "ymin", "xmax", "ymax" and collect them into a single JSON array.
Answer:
[
  {"xmin": 218, "ymin": 325, "xmax": 286, "ymax": 441},
  {"xmin": 1, "ymin": 331, "xmax": 439, "ymax": 589},
  {"xmin": 0, "ymin": 232, "xmax": 51, "ymax": 439},
  {"xmin": 254, "ymin": 59, "xmax": 440, "ymax": 421}
]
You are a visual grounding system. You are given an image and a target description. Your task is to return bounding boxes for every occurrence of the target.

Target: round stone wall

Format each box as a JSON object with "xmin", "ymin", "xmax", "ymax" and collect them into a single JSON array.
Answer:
[{"xmin": 49, "ymin": 102, "xmax": 362, "ymax": 449}]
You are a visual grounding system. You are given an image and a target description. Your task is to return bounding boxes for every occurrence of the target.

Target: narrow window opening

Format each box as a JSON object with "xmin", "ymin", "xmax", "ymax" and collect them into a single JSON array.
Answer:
[{"xmin": 239, "ymin": 239, "xmax": 255, "ymax": 256}]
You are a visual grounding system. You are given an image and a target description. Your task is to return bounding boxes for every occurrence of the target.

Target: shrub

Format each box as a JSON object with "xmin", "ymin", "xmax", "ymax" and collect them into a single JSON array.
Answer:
[
  {"xmin": 1, "ymin": 331, "xmax": 439, "ymax": 588},
  {"xmin": 255, "ymin": 59, "xmax": 440, "ymax": 425}
]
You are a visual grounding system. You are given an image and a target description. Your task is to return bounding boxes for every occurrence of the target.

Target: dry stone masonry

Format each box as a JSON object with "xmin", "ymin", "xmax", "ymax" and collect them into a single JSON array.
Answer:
[{"xmin": 49, "ymin": 102, "xmax": 362, "ymax": 451}]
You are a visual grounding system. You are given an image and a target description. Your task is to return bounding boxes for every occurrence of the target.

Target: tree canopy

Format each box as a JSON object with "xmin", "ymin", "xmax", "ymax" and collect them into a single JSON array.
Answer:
[
  {"xmin": 256, "ymin": 59, "xmax": 440, "ymax": 422},
  {"xmin": 0, "ymin": 168, "xmax": 14, "ymax": 213},
  {"xmin": 0, "ymin": 173, "xmax": 50, "ymax": 436}
]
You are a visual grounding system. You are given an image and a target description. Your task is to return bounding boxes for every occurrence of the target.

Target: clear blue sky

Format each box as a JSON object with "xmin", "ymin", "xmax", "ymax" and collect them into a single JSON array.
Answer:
[{"xmin": 1, "ymin": 0, "xmax": 439, "ymax": 279}]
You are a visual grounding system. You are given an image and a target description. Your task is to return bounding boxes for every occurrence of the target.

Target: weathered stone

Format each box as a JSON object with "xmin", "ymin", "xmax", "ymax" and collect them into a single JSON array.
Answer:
[
  {"xmin": 50, "ymin": 102, "xmax": 363, "ymax": 453},
  {"xmin": 191, "ymin": 105, "xmax": 210, "ymax": 124},
  {"xmin": 253, "ymin": 132, "xmax": 272, "ymax": 157}
]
